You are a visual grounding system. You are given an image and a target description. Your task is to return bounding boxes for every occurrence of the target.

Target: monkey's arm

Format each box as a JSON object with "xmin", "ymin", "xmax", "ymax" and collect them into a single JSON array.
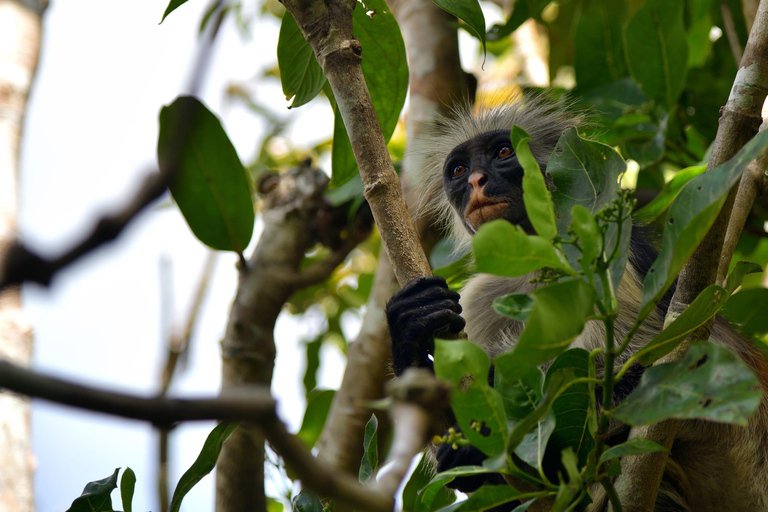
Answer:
[{"xmin": 386, "ymin": 275, "xmax": 465, "ymax": 376}]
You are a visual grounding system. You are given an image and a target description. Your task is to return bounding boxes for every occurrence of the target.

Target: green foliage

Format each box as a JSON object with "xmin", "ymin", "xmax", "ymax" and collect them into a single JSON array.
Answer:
[
  {"xmin": 639, "ymin": 129, "xmax": 768, "ymax": 321},
  {"xmin": 402, "ymin": 455, "xmax": 455, "ymax": 512},
  {"xmin": 598, "ymin": 438, "xmax": 666, "ymax": 465},
  {"xmin": 494, "ymin": 280, "xmax": 596, "ymax": 380},
  {"xmin": 278, "ymin": 13, "xmax": 326, "ymax": 108},
  {"xmin": 473, "ymin": 220, "xmax": 573, "ymax": 277},
  {"xmin": 297, "ymin": 389, "xmax": 336, "ymax": 448},
  {"xmin": 431, "ymin": 0, "xmax": 486, "ymax": 50},
  {"xmin": 624, "ymin": 0, "xmax": 689, "ymax": 109},
  {"xmin": 158, "ymin": 96, "xmax": 254, "ymax": 253},
  {"xmin": 633, "ymin": 165, "xmax": 706, "ymax": 222},
  {"xmin": 512, "ymin": 126, "xmax": 557, "ymax": 241},
  {"xmin": 487, "ymin": 0, "xmax": 549, "ymax": 41},
  {"xmin": 435, "ymin": 340, "xmax": 507, "ymax": 457},
  {"xmin": 574, "ymin": 0, "xmax": 628, "ymax": 89},
  {"xmin": 358, "ymin": 414, "xmax": 379, "ymax": 484},
  {"xmin": 170, "ymin": 422, "xmax": 239, "ymax": 512},
  {"xmin": 160, "ymin": 0, "xmax": 189, "ymax": 23},
  {"xmin": 66, "ymin": 469, "xmax": 119, "ymax": 512},
  {"xmin": 615, "ymin": 343, "xmax": 762, "ymax": 426},
  {"xmin": 721, "ymin": 288, "xmax": 768, "ymax": 338},
  {"xmin": 120, "ymin": 468, "xmax": 136, "ymax": 512}
]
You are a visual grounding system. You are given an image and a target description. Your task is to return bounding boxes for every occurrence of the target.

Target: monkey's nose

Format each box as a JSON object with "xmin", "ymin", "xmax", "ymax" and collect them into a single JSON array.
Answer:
[{"xmin": 468, "ymin": 171, "xmax": 488, "ymax": 190}]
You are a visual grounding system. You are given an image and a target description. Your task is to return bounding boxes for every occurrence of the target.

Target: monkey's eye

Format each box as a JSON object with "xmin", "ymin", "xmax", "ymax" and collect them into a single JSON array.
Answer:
[
  {"xmin": 452, "ymin": 164, "xmax": 468, "ymax": 177},
  {"xmin": 495, "ymin": 146, "xmax": 513, "ymax": 159}
]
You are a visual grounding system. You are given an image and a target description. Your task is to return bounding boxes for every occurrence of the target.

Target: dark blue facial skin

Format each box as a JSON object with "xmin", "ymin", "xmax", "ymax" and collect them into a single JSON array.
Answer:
[{"xmin": 443, "ymin": 129, "xmax": 533, "ymax": 234}]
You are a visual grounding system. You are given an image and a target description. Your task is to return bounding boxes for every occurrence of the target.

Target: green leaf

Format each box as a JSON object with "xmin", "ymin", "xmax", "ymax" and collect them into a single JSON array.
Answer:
[
  {"xmin": 487, "ymin": 0, "xmax": 549, "ymax": 42},
  {"xmin": 547, "ymin": 127, "xmax": 629, "ymax": 288},
  {"xmin": 494, "ymin": 279, "xmax": 597, "ymax": 380},
  {"xmin": 66, "ymin": 469, "xmax": 119, "ymax": 512},
  {"xmin": 446, "ymin": 485, "xmax": 530, "ymax": 512},
  {"xmin": 494, "ymin": 368, "xmax": 554, "ymax": 468},
  {"xmin": 278, "ymin": 13, "xmax": 327, "ymax": 108},
  {"xmin": 569, "ymin": 205, "xmax": 599, "ymax": 285},
  {"xmin": 625, "ymin": 114, "xmax": 667, "ymax": 169},
  {"xmin": 574, "ymin": 0, "xmax": 629, "ymax": 89},
  {"xmin": 159, "ymin": 96, "xmax": 254, "ymax": 253},
  {"xmin": 170, "ymin": 421, "xmax": 239, "ymax": 512},
  {"xmin": 473, "ymin": 220, "xmax": 571, "ymax": 277},
  {"xmin": 267, "ymin": 497, "xmax": 285, "ymax": 512},
  {"xmin": 636, "ymin": 261, "xmax": 761, "ymax": 365},
  {"xmin": 331, "ymin": 102, "xmax": 359, "ymax": 189},
  {"xmin": 624, "ymin": 0, "xmax": 688, "ymax": 108},
  {"xmin": 431, "ymin": 0, "xmax": 486, "ymax": 50},
  {"xmin": 359, "ymin": 414, "xmax": 379, "ymax": 484},
  {"xmin": 120, "ymin": 468, "xmax": 136, "ymax": 512},
  {"xmin": 614, "ymin": 343, "xmax": 762, "ymax": 427},
  {"xmin": 493, "ymin": 293, "xmax": 535, "ymax": 322},
  {"xmin": 435, "ymin": 340, "xmax": 508, "ymax": 457},
  {"xmin": 721, "ymin": 287, "xmax": 768, "ymax": 337},
  {"xmin": 417, "ymin": 468, "xmax": 473, "ymax": 512},
  {"xmin": 160, "ymin": 0, "xmax": 189, "ymax": 23},
  {"xmin": 544, "ymin": 349, "xmax": 594, "ymax": 467},
  {"xmin": 512, "ymin": 126, "xmax": 557, "ymax": 241},
  {"xmin": 292, "ymin": 490, "xmax": 323, "ymax": 512},
  {"xmin": 639, "ymin": 129, "xmax": 768, "ymax": 320},
  {"xmin": 297, "ymin": 388, "xmax": 335, "ymax": 448},
  {"xmin": 634, "ymin": 165, "xmax": 707, "ymax": 222},
  {"xmin": 506, "ymin": 369, "xmax": 575, "ymax": 455},
  {"xmin": 598, "ymin": 438, "xmax": 666, "ymax": 465},
  {"xmin": 402, "ymin": 455, "xmax": 455, "ymax": 512}
]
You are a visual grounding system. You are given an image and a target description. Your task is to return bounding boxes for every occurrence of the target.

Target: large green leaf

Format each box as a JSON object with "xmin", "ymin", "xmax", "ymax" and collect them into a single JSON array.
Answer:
[
  {"xmin": 359, "ymin": 414, "xmax": 379, "ymax": 484},
  {"xmin": 330, "ymin": 0, "xmax": 408, "ymax": 188},
  {"xmin": 633, "ymin": 165, "xmax": 707, "ymax": 222},
  {"xmin": 544, "ymin": 349, "xmax": 594, "ymax": 467},
  {"xmin": 494, "ymin": 279, "xmax": 597, "ymax": 380},
  {"xmin": 574, "ymin": 0, "xmax": 628, "ymax": 90},
  {"xmin": 721, "ymin": 287, "xmax": 768, "ymax": 337},
  {"xmin": 160, "ymin": 0, "xmax": 189, "ymax": 23},
  {"xmin": 170, "ymin": 422, "xmax": 239, "ymax": 512},
  {"xmin": 66, "ymin": 469, "xmax": 119, "ymax": 512},
  {"xmin": 435, "ymin": 340, "xmax": 508, "ymax": 457},
  {"xmin": 120, "ymin": 468, "xmax": 136, "ymax": 512},
  {"xmin": 473, "ymin": 220, "xmax": 572, "ymax": 277},
  {"xmin": 636, "ymin": 261, "xmax": 760, "ymax": 365},
  {"xmin": 487, "ymin": 0, "xmax": 550, "ymax": 42},
  {"xmin": 547, "ymin": 128, "xmax": 630, "ymax": 289},
  {"xmin": 431, "ymin": 0, "xmax": 486, "ymax": 50},
  {"xmin": 494, "ymin": 367, "xmax": 555, "ymax": 468},
  {"xmin": 624, "ymin": 0, "xmax": 688, "ymax": 108},
  {"xmin": 402, "ymin": 455, "xmax": 455, "ymax": 512},
  {"xmin": 598, "ymin": 438, "xmax": 666, "ymax": 465},
  {"xmin": 159, "ymin": 96, "xmax": 254, "ymax": 253},
  {"xmin": 512, "ymin": 126, "xmax": 557, "ymax": 241},
  {"xmin": 297, "ymin": 388, "xmax": 335, "ymax": 448},
  {"xmin": 442, "ymin": 485, "xmax": 531, "ymax": 512},
  {"xmin": 278, "ymin": 13, "xmax": 327, "ymax": 109},
  {"xmin": 614, "ymin": 343, "xmax": 762, "ymax": 426},
  {"xmin": 493, "ymin": 293, "xmax": 535, "ymax": 323},
  {"xmin": 638, "ymin": 129, "xmax": 768, "ymax": 320}
]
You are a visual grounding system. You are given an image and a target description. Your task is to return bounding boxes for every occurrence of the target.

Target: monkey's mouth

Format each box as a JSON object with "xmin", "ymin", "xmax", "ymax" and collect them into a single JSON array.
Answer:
[{"xmin": 465, "ymin": 200, "xmax": 510, "ymax": 230}]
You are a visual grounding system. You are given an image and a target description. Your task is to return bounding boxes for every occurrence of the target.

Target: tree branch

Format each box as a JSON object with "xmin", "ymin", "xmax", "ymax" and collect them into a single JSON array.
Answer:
[
  {"xmin": 613, "ymin": 2, "xmax": 768, "ymax": 509},
  {"xmin": 281, "ymin": 0, "xmax": 431, "ymax": 287}
]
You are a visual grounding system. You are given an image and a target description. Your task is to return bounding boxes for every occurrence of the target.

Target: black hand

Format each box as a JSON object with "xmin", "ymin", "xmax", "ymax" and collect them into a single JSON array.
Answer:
[{"xmin": 386, "ymin": 275, "xmax": 465, "ymax": 376}]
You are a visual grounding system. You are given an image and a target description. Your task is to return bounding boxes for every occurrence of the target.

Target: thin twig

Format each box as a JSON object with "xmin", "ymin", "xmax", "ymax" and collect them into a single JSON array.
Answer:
[{"xmin": 721, "ymin": 2, "xmax": 744, "ymax": 63}]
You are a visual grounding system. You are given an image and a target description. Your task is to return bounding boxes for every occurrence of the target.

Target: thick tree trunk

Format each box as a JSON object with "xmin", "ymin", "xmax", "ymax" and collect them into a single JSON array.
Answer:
[{"xmin": 0, "ymin": 1, "xmax": 42, "ymax": 511}]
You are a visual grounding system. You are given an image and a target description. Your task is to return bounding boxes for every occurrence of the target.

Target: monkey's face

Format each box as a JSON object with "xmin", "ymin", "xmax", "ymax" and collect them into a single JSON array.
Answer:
[{"xmin": 442, "ymin": 130, "xmax": 533, "ymax": 235}]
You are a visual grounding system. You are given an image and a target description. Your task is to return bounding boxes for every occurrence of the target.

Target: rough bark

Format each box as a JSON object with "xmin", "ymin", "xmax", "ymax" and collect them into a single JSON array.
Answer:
[
  {"xmin": 314, "ymin": 0, "xmax": 469, "ymax": 476},
  {"xmin": 216, "ymin": 164, "xmax": 370, "ymax": 512},
  {"xmin": 0, "ymin": 1, "xmax": 42, "ymax": 510},
  {"xmin": 281, "ymin": 0, "xmax": 431, "ymax": 286},
  {"xmin": 613, "ymin": 2, "xmax": 768, "ymax": 510}
]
